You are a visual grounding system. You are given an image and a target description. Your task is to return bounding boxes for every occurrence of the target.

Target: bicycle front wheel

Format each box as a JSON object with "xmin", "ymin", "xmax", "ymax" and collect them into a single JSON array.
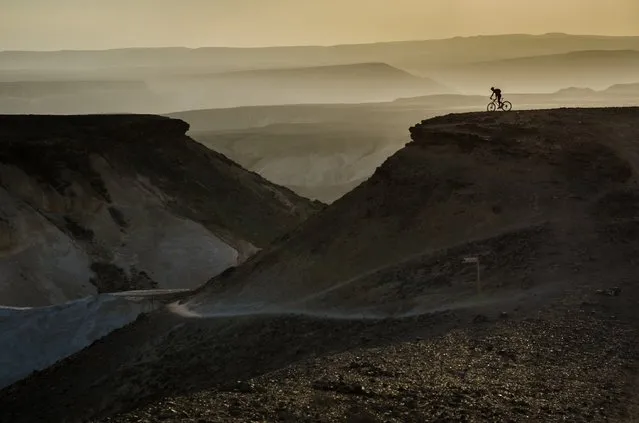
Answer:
[
  {"xmin": 487, "ymin": 102, "xmax": 497, "ymax": 112},
  {"xmin": 501, "ymin": 101, "xmax": 512, "ymax": 111}
]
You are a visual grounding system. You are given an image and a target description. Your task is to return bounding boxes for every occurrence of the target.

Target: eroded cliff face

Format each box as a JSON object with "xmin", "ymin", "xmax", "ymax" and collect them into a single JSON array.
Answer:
[{"xmin": 0, "ymin": 115, "xmax": 320, "ymax": 306}]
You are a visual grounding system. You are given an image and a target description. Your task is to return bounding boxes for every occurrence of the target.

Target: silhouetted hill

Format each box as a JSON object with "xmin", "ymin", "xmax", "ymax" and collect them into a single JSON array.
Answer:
[
  {"xmin": 604, "ymin": 82, "xmax": 639, "ymax": 95},
  {"xmin": 0, "ymin": 80, "xmax": 165, "ymax": 114},
  {"xmin": 0, "ymin": 80, "xmax": 149, "ymax": 96},
  {"xmin": 190, "ymin": 108, "xmax": 639, "ymax": 311},
  {"xmin": 0, "ymin": 115, "xmax": 320, "ymax": 306},
  {"xmin": 0, "ymin": 64, "xmax": 448, "ymax": 112},
  {"xmin": 554, "ymin": 86, "xmax": 597, "ymax": 96},
  {"xmin": 218, "ymin": 62, "xmax": 428, "ymax": 80},
  {"xmin": 394, "ymin": 33, "xmax": 639, "ymax": 70},
  {"xmin": 465, "ymin": 49, "xmax": 639, "ymax": 71},
  {"xmin": 2, "ymin": 34, "xmax": 639, "ymax": 75},
  {"xmin": 154, "ymin": 62, "xmax": 448, "ymax": 108},
  {"xmin": 394, "ymin": 82, "xmax": 639, "ymax": 107},
  {"xmin": 429, "ymin": 49, "xmax": 639, "ymax": 92}
]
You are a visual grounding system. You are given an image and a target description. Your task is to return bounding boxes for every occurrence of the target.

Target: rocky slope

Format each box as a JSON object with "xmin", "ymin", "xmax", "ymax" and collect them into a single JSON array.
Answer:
[
  {"xmin": 188, "ymin": 107, "xmax": 639, "ymax": 315},
  {"xmin": 2, "ymin": 108, "xmax": 639, "ymax": 422},
  {"xmin": 0, "ymin": 115, "xmax": 320, "ymax": 306}
]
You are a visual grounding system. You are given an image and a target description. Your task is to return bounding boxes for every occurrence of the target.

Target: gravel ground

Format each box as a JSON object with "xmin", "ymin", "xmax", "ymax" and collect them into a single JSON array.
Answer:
[{"xmin": 94, "ymin": 299, "xmax": 638, "ymax": 423}]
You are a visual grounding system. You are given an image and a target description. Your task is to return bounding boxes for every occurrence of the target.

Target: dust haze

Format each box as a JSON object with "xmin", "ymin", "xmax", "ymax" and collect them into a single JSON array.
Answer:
[{"xmin": 1, "ymin": 33, "xmax": 639, "ymax": 202}]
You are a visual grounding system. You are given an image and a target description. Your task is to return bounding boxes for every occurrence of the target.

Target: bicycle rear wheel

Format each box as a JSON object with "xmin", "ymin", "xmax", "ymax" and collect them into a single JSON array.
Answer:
[
  {"xmin": 487, "ymin": 102, "xmax": 497, "ymax": 112},
  {"xmin": 501, "ymin": 101, "xmax": 512, "ymax": 111}
]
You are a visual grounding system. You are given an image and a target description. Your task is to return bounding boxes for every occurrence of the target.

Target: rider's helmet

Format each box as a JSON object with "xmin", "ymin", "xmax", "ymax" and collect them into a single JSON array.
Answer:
[{"xmin": 490, "ymin": 86, "xmax": 495, "ymax": 91}]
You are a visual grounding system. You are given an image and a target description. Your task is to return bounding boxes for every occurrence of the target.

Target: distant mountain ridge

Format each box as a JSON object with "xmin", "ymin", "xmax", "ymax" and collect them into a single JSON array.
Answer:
[
  {"xmin": 605, "ymin": 82, "xmax": 639, "ymax": 94},
  {"xmin": 0, "ymin": 80, "xmax": 150, "ymax": 97},
  {"xmin": 421, "ymin": 49, "xmax": 639, "ymax": 93},
  {"xmin": 2, "ymin": 33, "xmax": 639, "ymax": 74},
  {"xmin": 216, "ymin": 62, "xmax": 425, "ymax": 79},
  {"xmin": 2, "ymin": 34, "xmax": 638, "ymax": 110},
  {"xmin": 463, "ymin": 49, "xmax": 639, "ymax": 66}
]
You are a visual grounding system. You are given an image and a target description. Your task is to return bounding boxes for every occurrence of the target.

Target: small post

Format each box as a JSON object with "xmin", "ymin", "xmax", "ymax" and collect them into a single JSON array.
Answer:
[
  {"xmin": 476, "ymin": 259, "xmax": 481, "ymax": 294},
  {"xmin": 463, "ymin": 256, "xmax": 481, "ymax": 294}
]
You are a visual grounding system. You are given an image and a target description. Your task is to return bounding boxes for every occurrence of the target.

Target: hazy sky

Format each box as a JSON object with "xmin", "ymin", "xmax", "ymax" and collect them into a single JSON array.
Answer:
[{"xmin": 1, "ymin": 0, "xmax": 638, "ymax": 50}]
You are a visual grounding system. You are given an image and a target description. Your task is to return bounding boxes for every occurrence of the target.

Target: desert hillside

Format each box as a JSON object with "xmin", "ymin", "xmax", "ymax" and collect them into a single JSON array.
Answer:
[
  {"xmin": 2, "ymin": 108, "xmax": 639, "ymax": 422},
  {"xmin": 0, "ymin": 115, "xmax": 320, "ymax": 307},
  {"xmin": 189, "ymin": 107, "xmax": 639, "ymax": 313}
]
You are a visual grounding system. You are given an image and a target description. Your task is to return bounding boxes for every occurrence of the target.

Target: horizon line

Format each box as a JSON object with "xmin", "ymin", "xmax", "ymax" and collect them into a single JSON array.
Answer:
[{"xmin": 2, "ymin": 32, "xmax": 639, "ymax": 53}]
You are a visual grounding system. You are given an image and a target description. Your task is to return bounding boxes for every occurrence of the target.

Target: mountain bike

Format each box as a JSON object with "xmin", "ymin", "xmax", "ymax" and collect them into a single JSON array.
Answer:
[{"xmin": 487, "ymin": 98, "xmax": 512, "ymax": 112}]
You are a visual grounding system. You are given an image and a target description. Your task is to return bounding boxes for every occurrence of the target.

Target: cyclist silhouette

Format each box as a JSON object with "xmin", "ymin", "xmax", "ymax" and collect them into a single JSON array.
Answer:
[{"xmin": 490, "ymin": 87, "xmax": 502, "ymax": 107}]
